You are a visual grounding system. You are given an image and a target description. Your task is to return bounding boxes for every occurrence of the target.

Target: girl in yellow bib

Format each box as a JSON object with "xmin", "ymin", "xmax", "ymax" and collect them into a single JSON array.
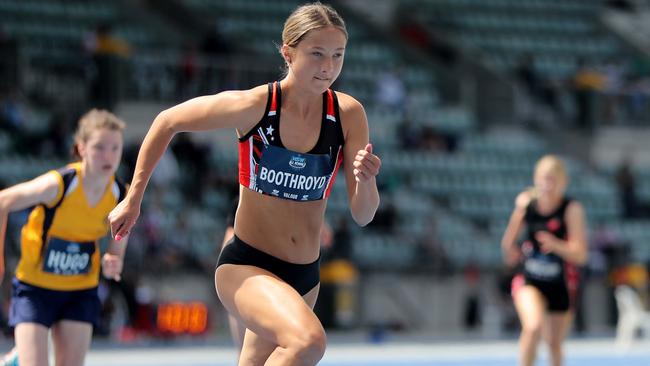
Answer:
[{"xmin": 0, "ymin": 109, "xmax": 129, "ymax": 366}]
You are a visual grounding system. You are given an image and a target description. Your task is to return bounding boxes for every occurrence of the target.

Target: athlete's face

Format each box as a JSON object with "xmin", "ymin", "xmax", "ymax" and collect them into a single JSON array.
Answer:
[
  {"xmin": 79, "ymin": 128, "xmax": 123, "ymax": 177},
  {"xmin": 534, "ymin": 167, "xmax": 566, "ymax": 199},
  {"xmin": 284, "ymin": 26, "xmax": 346, "ymax": 92}
]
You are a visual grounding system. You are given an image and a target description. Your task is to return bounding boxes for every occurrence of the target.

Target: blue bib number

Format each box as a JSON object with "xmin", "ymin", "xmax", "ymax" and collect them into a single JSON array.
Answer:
[
  {"xmin": 43, "ymin": 237, "xmax": 95, "ymax": 275},
  {"xmin": 257, "ymin": 145, "xmax": 334, "ymax": 201},
  {"xmin": 524, "ymin": 252, "xmax": 563, "ymax": 282}
]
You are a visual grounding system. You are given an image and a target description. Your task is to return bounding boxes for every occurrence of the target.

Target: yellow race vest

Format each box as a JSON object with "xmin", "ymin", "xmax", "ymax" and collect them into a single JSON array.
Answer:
[{"xmin": 15, "ymin": 162, "xmax": 126, "ymax": 290}]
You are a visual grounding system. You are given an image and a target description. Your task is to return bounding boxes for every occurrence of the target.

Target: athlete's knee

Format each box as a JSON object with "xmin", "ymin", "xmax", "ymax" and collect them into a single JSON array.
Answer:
[
  {"xmin": 520, "ymin": 323, "xmax": 543, "ymax": 340},
  {"xmin": 285, "ymin": 323, "xmax": 327, "ymax": 362}
]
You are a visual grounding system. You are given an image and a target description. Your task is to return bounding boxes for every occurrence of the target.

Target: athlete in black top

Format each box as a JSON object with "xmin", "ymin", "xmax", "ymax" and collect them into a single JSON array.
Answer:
[{"xmin": 502, "ymin": 155, "xmax": 587, "ymax": 366}]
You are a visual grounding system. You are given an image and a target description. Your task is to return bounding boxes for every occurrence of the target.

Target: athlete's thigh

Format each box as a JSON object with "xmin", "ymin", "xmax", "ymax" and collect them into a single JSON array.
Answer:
[
  {"xmin": 15, "ymin": 323, "xmax": 49, "ymax": 366},
  {"xmin": 51, "ymin": 320, "xmax": 93, "ymax": 366},
  {"xmin": 543, "ymin": 312, "xmax": 573, "ymax": 345},
  {"xmin": 513, "ymin": 285, "xmax": 547, "ymax": 329},
  {"xmin": 216, "ymin": 264, "xmax": 322, "ymax": 346},
  {"xmin": 237, "ymin": 284, "xmax": 321, "ymax": 365}
]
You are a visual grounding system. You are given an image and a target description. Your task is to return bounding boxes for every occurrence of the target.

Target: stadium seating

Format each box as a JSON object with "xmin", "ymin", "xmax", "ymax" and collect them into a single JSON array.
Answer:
[{"xmin": 402, "ymin": 0, "xmax": 621, "ymax": 78}]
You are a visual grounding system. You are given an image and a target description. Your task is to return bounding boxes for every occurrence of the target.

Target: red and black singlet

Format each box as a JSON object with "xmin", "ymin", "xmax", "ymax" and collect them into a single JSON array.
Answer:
[
  {"xmin": 238, "ymin": 82, "xmax": 345, "ymax": 201},
  {"xmin": 521, "ymin": 197, "xmax": 578, "ymax": 286}
]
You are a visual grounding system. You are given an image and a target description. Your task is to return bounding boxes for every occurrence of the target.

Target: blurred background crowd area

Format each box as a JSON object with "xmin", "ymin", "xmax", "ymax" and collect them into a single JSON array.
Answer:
[{"xmin": 1, "ymin": 0, "xmax": 650, "ymax": 342}]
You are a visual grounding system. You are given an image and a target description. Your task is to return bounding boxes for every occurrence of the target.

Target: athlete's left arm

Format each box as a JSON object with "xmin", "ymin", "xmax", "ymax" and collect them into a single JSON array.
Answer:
[
  {"xmin": 537, "ymin": 201, "xmax": 588, "ymax": 265},
  {"xmin": 338, "ymin": 93, "xmax": 381, "ymax": 226},
  {"xmin": 102, "ymin": 233, "xmax": 129, "ymax": 282}
]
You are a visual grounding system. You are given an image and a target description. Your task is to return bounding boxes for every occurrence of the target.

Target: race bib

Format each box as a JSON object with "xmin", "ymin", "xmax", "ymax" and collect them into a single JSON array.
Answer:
[
  {"xmin": 256, "ymin": 145, "xmax": 334, "ymax": 201},
  {"xmin": 524, "ymin": 253, "xmax": 563, "ymax": 281},
  {"xmin": 42, "ymin": 237, "xmax": 95, "ymax": 275}
]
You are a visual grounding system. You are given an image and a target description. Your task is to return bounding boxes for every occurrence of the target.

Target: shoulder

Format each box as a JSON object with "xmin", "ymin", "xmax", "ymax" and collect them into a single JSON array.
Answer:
[
  {"xmin": 48, "ymin": 165, "xmax": 81, "ymax": 205},
  {"xmin": 515, "ymin": 190, "xmax": 532, "ymax": 209},
  {"xmin": 35, "ymin": 169, "xmax": 66, "ymax": 207},
  {"xmin": 334, "ymin": 91, "xmax": 367, "ymax": 134},
  {"xmin": 223, "ymin": 84, "xmax": 269, "ymax": 126},
  {"xmin": 334, "ymin": 91, "xmax": 366, "ymax": 118},
  {"xmin": 565, "ymin": 199, "xmax": 585, "ymax": 217},
  {"xmin": 164, "ymin": 84, "xmax": 269, "ymax": 119},
  {"xmin": 210, "ymin": 84, "xmax": 269, "ymax": 115},
  {"xmin": 221, "ymin": 84, "xmax": 269, "ymax": 104},
  {"xmin": 42, "ymin": 169, "xmax": 65, "ymax": 189},
  {"xmin": 161, "ymin": 84, "xmax": 271, "ymax": 132}
]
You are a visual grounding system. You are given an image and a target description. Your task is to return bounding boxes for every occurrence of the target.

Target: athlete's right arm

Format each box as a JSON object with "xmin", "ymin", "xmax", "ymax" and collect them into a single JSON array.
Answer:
[
  {"xmin": 500, "ymin": 191, "xmax": 530, "ymax": 267},
  {"xmin": 109, "ymin": 87, "xmax": 267, "ymax": 240},
  {"xmin": 0, "ymin": 173, "xmax": 60, "ymax": 283}
]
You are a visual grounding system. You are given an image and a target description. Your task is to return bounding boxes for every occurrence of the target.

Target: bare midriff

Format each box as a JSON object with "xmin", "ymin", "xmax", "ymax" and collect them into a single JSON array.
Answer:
[{"xmin": 234, "ymin": 186, "xmax": 327, "ymax": 264}]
